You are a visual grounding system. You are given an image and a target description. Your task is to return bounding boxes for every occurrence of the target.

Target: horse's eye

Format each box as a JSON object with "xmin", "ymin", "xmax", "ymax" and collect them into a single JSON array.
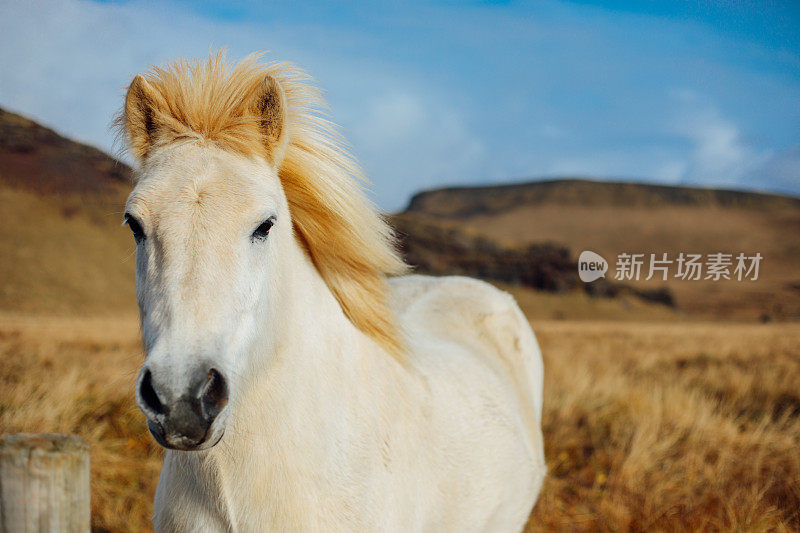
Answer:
[
  {"xmin": 124, "ymin": 213, "xmax": 146, "ymax": 244},
  {"xmin": 251, "ymin": 217, "xmax": 275, "ymax": 242}
]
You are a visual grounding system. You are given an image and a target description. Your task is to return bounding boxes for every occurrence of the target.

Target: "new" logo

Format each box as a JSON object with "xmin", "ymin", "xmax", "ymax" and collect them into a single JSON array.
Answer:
[{"xmin": 578, "ymin": 250, "xmax": 608, "ymax": 282}]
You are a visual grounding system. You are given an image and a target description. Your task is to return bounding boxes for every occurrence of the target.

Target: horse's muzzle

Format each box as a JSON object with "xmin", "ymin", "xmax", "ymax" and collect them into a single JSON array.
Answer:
[{"xmin": 136, "ymin": 364, "xmax": 229, "ymax": 451}]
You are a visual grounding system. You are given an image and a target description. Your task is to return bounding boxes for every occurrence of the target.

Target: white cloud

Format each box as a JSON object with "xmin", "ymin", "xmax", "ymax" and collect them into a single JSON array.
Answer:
[
  {"xmin": 0, "ymin": 0, "xmax": 225, "ymax": 153},
  {"xmin": 0, "ymin": 0, "xmax": 796, "ymax": 208},
  {"xmin": 669, "ymin": 93, "xmax": 771, "ymax": 188},
  {"xmin": 350, "ymin": 91, "xmax": 485, "ymax": 209},
  {"xmin": 541, "ymin": 95, "xmax": 784, "ymax": 193},
  {"xmin": 0, "ymin": 0, "xmax": 486, "ymax": 210}
]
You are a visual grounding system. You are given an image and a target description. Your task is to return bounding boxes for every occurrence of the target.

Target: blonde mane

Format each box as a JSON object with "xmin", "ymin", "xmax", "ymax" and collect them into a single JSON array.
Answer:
[{"xmin": 116, "ymin": 52, "xmax": 407, "ymax": 357}]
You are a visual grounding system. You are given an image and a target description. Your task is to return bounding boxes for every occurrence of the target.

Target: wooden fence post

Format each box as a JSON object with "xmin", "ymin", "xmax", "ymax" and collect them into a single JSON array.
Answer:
[{"xmin": 0, "ymin": 434, "xmax": 90, "ymax": 533}]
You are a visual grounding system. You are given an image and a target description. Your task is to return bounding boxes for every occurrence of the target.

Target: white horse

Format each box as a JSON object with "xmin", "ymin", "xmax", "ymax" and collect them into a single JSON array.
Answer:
[{"xmin": 119, "ymin": 52, "xmax": 545, "ymax": 532}]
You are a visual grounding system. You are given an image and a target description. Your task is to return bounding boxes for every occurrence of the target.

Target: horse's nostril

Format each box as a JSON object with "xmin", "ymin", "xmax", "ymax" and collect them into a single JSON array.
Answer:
[
  {"xmin": 200, "ymin": 368, "xmax": 229, "ymax": 420},
  {"xmin": 140, "ymin": 369, "xmax": 166, "ymax": 416}
]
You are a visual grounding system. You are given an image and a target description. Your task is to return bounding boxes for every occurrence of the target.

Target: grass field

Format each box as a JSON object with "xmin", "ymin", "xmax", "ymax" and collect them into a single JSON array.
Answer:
[{"xmin": 1, "ymin": 312, "xmax": 798, "ymax": 532}]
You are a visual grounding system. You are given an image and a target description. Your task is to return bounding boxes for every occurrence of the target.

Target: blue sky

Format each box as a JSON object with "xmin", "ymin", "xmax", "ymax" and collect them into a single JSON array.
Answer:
[{"xmin": 1, "ymin": 0, "xmax": 798, "ymax": 210}]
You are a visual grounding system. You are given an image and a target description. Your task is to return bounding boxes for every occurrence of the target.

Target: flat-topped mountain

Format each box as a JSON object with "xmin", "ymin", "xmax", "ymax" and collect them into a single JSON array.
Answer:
[
  {"xmin": 396, "ymin": 179, "xmax": 800, "ymax": 321},
  {"xmin": 406, "ymin": 178, "xmax": 800, "ymax": 216}
]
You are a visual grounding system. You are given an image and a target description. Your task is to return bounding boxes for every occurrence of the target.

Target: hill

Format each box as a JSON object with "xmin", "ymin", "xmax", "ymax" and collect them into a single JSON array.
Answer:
[
  {"xmin": 0, "ymin": 107, "xmax": 136, "ymax": 314},
  {"xmin": 395, "ymin": 179, "xmax": 800, "ymax": 321}
]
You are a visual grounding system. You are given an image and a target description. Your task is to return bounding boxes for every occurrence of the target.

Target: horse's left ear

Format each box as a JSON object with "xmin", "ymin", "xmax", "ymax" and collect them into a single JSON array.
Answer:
[{"xmin": 251, "ymin": 75, "xmax": 289, "ymax": 165}]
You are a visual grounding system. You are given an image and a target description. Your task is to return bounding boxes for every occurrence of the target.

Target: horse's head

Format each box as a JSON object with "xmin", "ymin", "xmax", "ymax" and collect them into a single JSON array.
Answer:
[
  {"xmin": 119, "ymin": 53, "xmax": 405, "ymax": 452},
  {"xmin": 123, "ymin": 70, "xmax": 291, "ymax": 451}
]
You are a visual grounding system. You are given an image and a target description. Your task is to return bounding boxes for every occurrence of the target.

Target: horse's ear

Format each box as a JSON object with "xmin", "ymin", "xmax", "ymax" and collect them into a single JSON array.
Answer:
[
  {"xmin": 124, "ymin": 75, "xmax": 165, "ymax": 160},
  {"xmin": 251, "ymin": 75, "xmax": 289, "ymax": 165}
]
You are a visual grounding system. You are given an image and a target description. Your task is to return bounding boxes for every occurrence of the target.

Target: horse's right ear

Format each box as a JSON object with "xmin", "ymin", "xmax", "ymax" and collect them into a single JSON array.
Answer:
[
  {"xmin": 250, "ymin": 75, "xmax": 289, "ymax": 165},
  {"xmin": 124, "ymin": 75, "xmax": 165, "ymax": 160}
]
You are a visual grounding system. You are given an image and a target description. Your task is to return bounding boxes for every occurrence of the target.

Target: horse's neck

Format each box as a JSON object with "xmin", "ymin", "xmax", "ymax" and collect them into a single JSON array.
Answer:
[{"xmin": 270, "ymin": 236, "xmax": 392, "ymax": 386}]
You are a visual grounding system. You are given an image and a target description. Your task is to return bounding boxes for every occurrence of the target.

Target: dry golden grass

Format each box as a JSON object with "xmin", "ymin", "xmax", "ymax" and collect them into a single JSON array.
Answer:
[
  {"xmin": 0, "ymin": 313, "xmax": 160, "ymax": 531},
  {"xmin": 527, "ymin": 321, "xmax": 800, "ymax": 532},
  {"xmin": 1, "ymin": 312, "xmax": 798, "ymax": 532}
]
